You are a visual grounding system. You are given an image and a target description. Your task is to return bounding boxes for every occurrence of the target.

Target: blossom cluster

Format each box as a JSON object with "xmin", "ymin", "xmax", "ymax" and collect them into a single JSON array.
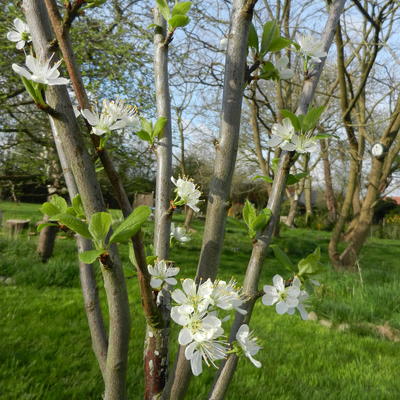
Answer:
[
  {"xmin": 262, "ymin": 274, "xmax": 309, "ymax": 320},
  {"xmin": 81, "ymin": 99, "xmax": 139, "ymax": 136},
  {"xmin": 7, "ymin": 18, "xmax": 31, "ymax": 50},
  {"xmin": 171, "ymin": 176, "xmax": 201, "ymax": 213},
  {"xmin": 266, "ymin": 118, "xmax": 318, "ymax": 154},
  {"xmin": 170, "ymin": 278, "xmax": 261, "ymax": 375}
]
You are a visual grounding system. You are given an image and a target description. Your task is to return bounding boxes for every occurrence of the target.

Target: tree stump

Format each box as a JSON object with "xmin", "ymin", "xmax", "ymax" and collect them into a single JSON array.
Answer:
[
  {"xmin": 36, "ymin": 218, "xmax": 58, "ymax": 263},
  {"xmin": 4, "ymin": 219, "xmax": 30, "ymax": 237}
]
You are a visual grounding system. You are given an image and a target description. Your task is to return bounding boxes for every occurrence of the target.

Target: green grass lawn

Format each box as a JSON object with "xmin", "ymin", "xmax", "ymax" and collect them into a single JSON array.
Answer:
[{"xmin": 1, "ymin": 201, "xmax": 400, "ymax": 399}]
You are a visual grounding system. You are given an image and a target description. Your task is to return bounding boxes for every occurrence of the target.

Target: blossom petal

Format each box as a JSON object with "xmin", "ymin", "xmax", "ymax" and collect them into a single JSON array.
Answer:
[
  {"xmin": 178, "ymin": 327, "xmax": 193, "ymax": 345},
  {"xmin": 262, "ymin": 293, "xmax": 277, "ymax": 306},
  {"xmin": 171, "ymin": 289, "xmax": 187, "ymax": 305},
  {"xmin": 248, "ymin": 354, "xmax": 262, "ymax": 368},
  {"xmin": 150, "ymin": 278, "xmax": 162, "ymax": 289},
  {"xmin": 272, "ymin": 275, "xmax": 285, "ymax": 291},
  {"xmin": 7, "ymin": 31, "xmax": 21, "ymax": 42},
  {"xmin": 16, "ymin": 40, "xmax": 25, "ymax": 50},
  {"xmin": 276, "ymin": 300, "xmax": 288, "ymax": 314},
  {"xmin": 81, "ymin": 109, "xmax": 99, "ymax": 126},
  {"xmin": 12, "ymin": 64, "xmax": 32, "ymax": 80},
  {"xmin": 165, "ymin": 277, "xmax": 177, "ymax": 286},
  {"xmin": 182, "ymin": 279, "xmax": 196, "ymax": 296},
  {"xmin": 190, "ymin": 350, "xmax": 203, "ymax": 376},
  {"xmin": 266, "ymin": 135, "xmax": 282, "ymax": 147}
]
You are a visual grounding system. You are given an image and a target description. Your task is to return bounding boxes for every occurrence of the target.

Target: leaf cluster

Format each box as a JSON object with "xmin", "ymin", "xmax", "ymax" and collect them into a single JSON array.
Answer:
[
  {"xmin": 156, "ymin": 0, "xmax": 192, "ymax": 30},
  {"xmin": 135, "ymin": 116, "xmax": 167, "ymax": 146},
  {"xmin": 39, "ymin": 195, "xmax": 150, "ymax": 264},
  {"xmin": 242, "ymin": 200, "xmax": 272, "ymax": 239}
]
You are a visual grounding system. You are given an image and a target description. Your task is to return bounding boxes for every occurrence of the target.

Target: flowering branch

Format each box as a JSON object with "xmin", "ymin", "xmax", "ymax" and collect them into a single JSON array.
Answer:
[{"xmin": 209, "ymin": 1, "xmax": 347, "ymax": 398}]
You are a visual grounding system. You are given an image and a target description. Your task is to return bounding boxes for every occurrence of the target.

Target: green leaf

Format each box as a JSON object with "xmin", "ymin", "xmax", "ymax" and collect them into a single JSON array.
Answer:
[
  {"xmin": 152, "ymin": 116, "xmax": 168, "ymax": 139},
  {"xmin": 57, "ymin": 213, "xmax": 91, "ymax": 238},
  {"xmin": 271, "ymin": 244, "xmax": 295, "ymax": 272},
  {"xmin": 79, "ymin": 249, "xmax": 105, "ymax": 264},
  {"xmin": 40, "ymin": 202, "xmax": 60, "ymax": 217},
  {"xmin": 268, "ymin": 37, "xmax": 292, "ymax": 52},
  {"xmin": 156, "ymin": 0, "xmax": 170, "ymax": 21},
  {"xmin": 65, "ymin": 207, "xmax": 76, "ymax": 215},
  {"xmin": 37, "ymin": 222, "xmax": 58, "ymax": 232},
  {"xmin": 253, "ymin": 175, "xmax": 273, "ymax": 183},
  {"xmin": 109, "ymin": 206, "xmax": 151, "ymax": 244},
  {"xmin": 314, "ymin": 133, "xmax": 331, "ymax": 139},
  {"xmin": 20, "ymin": 76, "xmax": 42, "ymax": 105},
  {"xmin": 128, "ymin": 244, "xmax": 138, "ymax": 268},
  {"xmin": 141, "ymin": 117, "xmax": 153, "ymax": 134},
  {"xmin": 89, "ymin": 212, "xmax": 112, "ymax": 244},
  {"xmin": 136, "ymin": 129, "xmax": 152, "ymax": 143},
  {"xmin": 260, "ymin": 21, "xmax": 279, "ymax": 56},
  {"xmin": 168, "ymin": 15, "xmax": 190, "ymax": 29},
  {"xmin": 146, "ymin": 255, "xmax": 158, "ymax": 265},
  {"xmin": 248, "ymin": 22, "xmax": 259, "ymax": 52},
  {"xmin": 280, "ymin": 109, "xmax": 301, "ymax": 132},
  {"xmin": 297, "ymin": 248, "xmax": 324, "ymax": 276},
  {"xmin": 172, "ymin": 1, "xmax": 192, "ymax": 16},
  {"xmin": 50, "ymin": 195, "xmax": 68, "ymax": 214},
  {"xmin": 242, "ymin": 200, "xmax": 256, "ymax": 229},
  {"xmin": 259, "ymin": 61, "xmax": 278, "ymax": 80},
  {"xmin": 262, "ymin": 207, "xmax": 272, "ymax": 221},
  {"xmin": 72, "ymin": 194, "xmax": 85, "ymax": 218},
  {"xmin": 252, "ymin": 214, "xmax": 268, "ymax": 232},
  {"xmin": 287, "ymin": 172, "xmax": 308, "ymax": 186},
  {"xmin": 302, "ymin": 106, "xmax": 325, "ymax": 132}
]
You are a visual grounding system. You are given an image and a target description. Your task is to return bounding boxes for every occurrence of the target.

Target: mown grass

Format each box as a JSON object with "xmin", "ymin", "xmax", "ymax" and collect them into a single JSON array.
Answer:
[{"xmin": 1, "ymin": 201, "xmax": 400, "ymax": 399}]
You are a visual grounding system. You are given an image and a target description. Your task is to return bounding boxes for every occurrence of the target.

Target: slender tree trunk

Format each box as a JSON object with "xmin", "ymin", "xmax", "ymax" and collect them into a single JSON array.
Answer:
[
  {"xmin": 24, "ymin": 3, "xmax": 131, "ymax": 398},
  {"xmin": 285, "ymin": 194, "xmax": 299, "ymax": 227},
  {"xmin": 320, "ymin": 139, "xmax": 337, "ymax": 222},
  {"xmin": 142, "ymin": 7, "xmax": 174, "ymax": 399},
  {"xmin": 50, "ymin": 118, "xmax": 108, "ymax": 379},
  {"xmin": 209, "ymin": 2, "xmax": 346, "ymax": 397},
  {"xmin": 328, "ymin": 157, "xmax": 359, "ymax": 270},
  {"xmin": 304, "ymin": 176, "xmax": 312, "ymax": 225},
  {"xmin": 338, "ymin": 95, "xmax": 400, "ymax": 266},
  {"xmin": 162, "ymin": 2, "xmax": 259, "ymax": 399}
]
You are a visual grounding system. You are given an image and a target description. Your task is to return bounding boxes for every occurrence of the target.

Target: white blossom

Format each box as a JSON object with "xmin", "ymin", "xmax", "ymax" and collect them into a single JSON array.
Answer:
[
  {"xmin": 236, "ymin": 324, "xmax": 262, "ymax": 368},
  {"xmin": 185, "ymin": 331, "xmax": 227, "ymax": 376},
  {"xmin": 171, "ymin": 176, "xmax": 201, "ymax": 212},
  {"xmin": 12, "ymin": 54, "xmax": 69, "ymax": 86},
  {"xmin": 170, "ymin": 223, "xmax": 191, "ymax": 243},
  {"xmin": 172, "ymin": 309, "xmax": 223, "ymax": 344},
  {"xmin": 262, "ymin": 274, "xmax": 300, "ymax": 315},
  {"xmin": 296, "ymin": 34, "xmax": 327, "ymax": 63},
  {"xmin": 104, "ymin": 99, "xmax": 139, "ymax": 128},
  {"xmin": 7, "ymin": 18, "xmax": 31, "ymax": 50},
  {"xmin": 282, "ymin": 135, "xmax": 318, "ymax": 153},
  {"xmin": 81, "ymin": 99, "xmax": 127, "ymax": 136},
  {"xmin": 266, "ymin": 118, "xmax": 295, "ymax": 149},
  {"xmin": 275, "ymin": 56, "xmax": 294, "ymax": 80},
  {"xmin": 171, "ymin": 278, "xmax": 213, "ymax": 313},
  {"xmin": 288, "ymin": 283, "xmax": 309, "ymax": 320},
  {"xmin": 147, "ymin": 260, "xmax": 179, "ymax": 289},
  {"xmin": 210, "ymin": 279, "xmax": 247, "ymax": 315}
]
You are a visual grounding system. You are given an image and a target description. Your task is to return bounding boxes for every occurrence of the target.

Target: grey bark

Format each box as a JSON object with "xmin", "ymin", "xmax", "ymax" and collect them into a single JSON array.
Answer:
[
  {"xmin": 162, "ymin": 2, "xmax": 259, "ymax": 399},
  {"xmin": 23, "ymin": 2, "xmax": 131, "ymax": 398},
  {"xmin": 209, "ymin": 1, "xmax": 346, "ymax": 398},
  {"xmin": 50, "ymin": 118, "xmax": 108, "ymax": 379},
  {"xmin": 153, "ymin": 8, "xmax": 173, "ymax": 262}
]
